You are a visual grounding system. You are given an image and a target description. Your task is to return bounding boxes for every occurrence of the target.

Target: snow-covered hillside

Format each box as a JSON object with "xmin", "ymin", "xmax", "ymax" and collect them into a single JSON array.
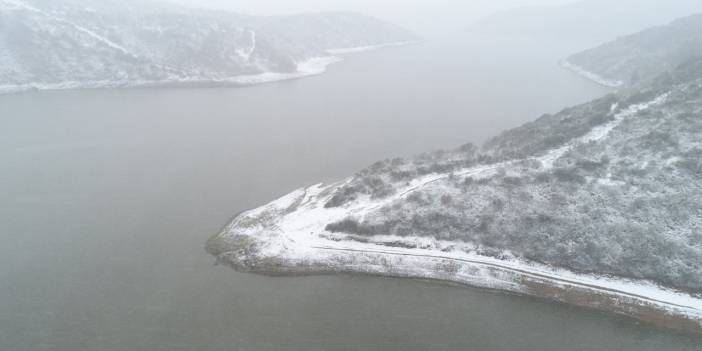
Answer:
[
  {"xmin": 0, "ymin": 0, "xmax": 417, "ymax": 93},
  {"xmin": 564, "ymin": 13, "xmax": 702, "ymax": 87},
  {"xmin": 208, "ymin": 55, "xmax": 702, "ymax": 332}
]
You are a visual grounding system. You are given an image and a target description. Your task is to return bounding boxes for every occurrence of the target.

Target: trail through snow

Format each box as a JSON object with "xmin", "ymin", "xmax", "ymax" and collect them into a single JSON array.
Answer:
[
  {"xmin": 359, "ymin": 93, "xmax": 669, "ymax": 215},
  {"xmin": 6, "ymin": 0, "xmax": 137, "ymax": 58},
  {"xmin": 219, "ymin": 91, "xmax": 702, "ymax": 326}
]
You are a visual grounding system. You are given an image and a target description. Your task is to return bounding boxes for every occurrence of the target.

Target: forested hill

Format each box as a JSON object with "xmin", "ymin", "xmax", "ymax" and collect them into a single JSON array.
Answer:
[
  {"xmin": 565, "ymin": 13, "xmax": 702, "ymax": 87},
  {"xmin": 319, "ymin": 57, "xmax": 702, "ymax": 294},
  {"xmin": 0, "ymin": 0, "xmax": 417, "ymax": 92},
  {"xmin": 206, "ymin": 12, "xmax": 702, "ymax": 296}
]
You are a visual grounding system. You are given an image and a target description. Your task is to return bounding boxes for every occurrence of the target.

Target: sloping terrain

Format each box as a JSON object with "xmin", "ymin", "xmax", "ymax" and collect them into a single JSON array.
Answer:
[
  {"xmin": 564, "ymin": 14, "xmax": 702, "ymax": 87},
  {"xmin": 0, "ymin": 0, "xmax": 417, "ymax": 93},
  {"xmin": 208, "ymin": 56, "xmax": 702, "ymax": 332}
]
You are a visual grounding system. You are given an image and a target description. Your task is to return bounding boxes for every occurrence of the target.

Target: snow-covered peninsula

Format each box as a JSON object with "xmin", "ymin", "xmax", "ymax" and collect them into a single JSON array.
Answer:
[
  {"xmin": 209, "ymin": 50, "xmax": 702, "ymax": 333},
  {"xmin": 208, "ymin": 180, "xmax": 702, "ymax": 333}
]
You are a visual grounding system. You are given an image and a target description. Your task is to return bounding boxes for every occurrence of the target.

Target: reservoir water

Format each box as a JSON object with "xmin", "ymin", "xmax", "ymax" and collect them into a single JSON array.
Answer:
[{"xmin": 1, "ymin": 36, "xmax": 700, "ymax": 350}]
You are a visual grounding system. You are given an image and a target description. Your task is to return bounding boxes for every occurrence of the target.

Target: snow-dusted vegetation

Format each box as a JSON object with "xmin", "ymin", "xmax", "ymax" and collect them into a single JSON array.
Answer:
[
  {"xmin": 323, "ymin": 64, "xmax": 702, "ymax": 293},
  {"xmin": 565, "ymin": 13, "xmax": 702, "ymax": 87},
  {"xmin": 0, "ymin": 0, "xmax": 417, "ymax": 93},
  {"xmin": 207, "ymin": 57, "xmax": 702, "ymax": 331},
  {"xmin": 205, "ymin": 9, "xmax": 702, "ymax": 332}
]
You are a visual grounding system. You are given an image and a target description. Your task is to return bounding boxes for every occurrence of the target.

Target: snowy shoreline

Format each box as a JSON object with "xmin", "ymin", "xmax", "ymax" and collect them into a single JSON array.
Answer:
[
  {"xmin": 208, "ymin": 181, "xmax": 702, "ymax": 334},
  {"xmin": 1, "ymin": 0, "xmax": 420, "ymax": 95},
  {"xmin": 0, "ymin": 56, "xmax": 342, "ymax": 95},
  {"xmin": 208, "ymin": 94, "xmax": 702, "ymax": 334},
  {"xmin": 560, "ymin": 60, "xmax": 624, "ymax": 88},
  {"xmin": 0, "ymin": 42, "xmax": 418, "ymax": 96}
]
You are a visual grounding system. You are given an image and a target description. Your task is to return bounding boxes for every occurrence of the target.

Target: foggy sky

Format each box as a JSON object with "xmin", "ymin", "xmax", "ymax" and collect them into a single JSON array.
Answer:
[{"xmin": 167, "ymin": 0, "xmax": 580, "ymax": 36}]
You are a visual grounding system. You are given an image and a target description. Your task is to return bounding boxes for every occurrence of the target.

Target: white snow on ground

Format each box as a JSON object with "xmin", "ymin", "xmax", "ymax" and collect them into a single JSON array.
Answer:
[
  {"xmin": 0, "ymin": 80, "xmax": 126, "ymax": 94},
  {"xmin": 0, "ymin": 41, "xmax": 412, "ymax": 94},
  {"xmin": 236, "ymin": 30, "xmax": 256, "ymax": 62},
  {"xmin": 218, "ymin": 92, "xmax": 702, "ymax": 326},
  {"xmin": 539, "ymin": 93, "xmax": 669, "ymax": 168},
  {"xmin": 228, "ymin": 56, "xmax": 343, "ymax": 85},
  {"xmin": 351, "ymin": 93, "xmax": 669, "ymax": 213},
  {"xmin": 561, "ymin": 60, "xmax": 624, "ymax": 88},
  {"xmin": 223, "ymin": 181, "xmax": 702, "ymax": 323},
  {"xmin": 0, "ymin": 57, "xmax": 343, "ymax": 93},
  {"xmin": 59, "ymin": 20, "xmax": 136, "ymax": 58},
  {"xmin": 5, "ymin": 0, "xmax": 137, "ymax": 58},
  {"xmin": 0, "ymin": 0, "xmax": 40, "ymax": 12}
]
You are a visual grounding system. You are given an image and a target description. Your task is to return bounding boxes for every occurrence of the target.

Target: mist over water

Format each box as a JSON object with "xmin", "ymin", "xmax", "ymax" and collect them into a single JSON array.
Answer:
[
  {"xmin": 2, "ymin": 36, "xmax": 700, "ymax": 350},
  {"xmin": 167, "ymin": 0, "xmax": 580, "ymax": 37}
]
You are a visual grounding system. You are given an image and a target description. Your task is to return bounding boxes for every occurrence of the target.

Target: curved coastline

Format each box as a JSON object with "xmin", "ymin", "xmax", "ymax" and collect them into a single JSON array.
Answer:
[
  {"xmin": 207, "ymin": 92, "xmax": 702, "ymax": 333},
  {"xmin": 0, "ymin": 57, "xmax": 341, "ymax": 95},
  {"xmin": 207, "ymin": 181, "xmax": 702, "ymax": 335},
  {"xmin": 560, "ymin": 59, "xmax": 624, "ymax": 88},
  {"xmin": 0, "ymin": 41, "xmax": 418, "ymax": 95}
]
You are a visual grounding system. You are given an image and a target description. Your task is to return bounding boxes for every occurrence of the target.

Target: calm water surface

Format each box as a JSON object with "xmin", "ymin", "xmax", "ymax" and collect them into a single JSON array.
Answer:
[{"xmin": 1, "ymin": 36, "xmax": 700, "ymax": 350}]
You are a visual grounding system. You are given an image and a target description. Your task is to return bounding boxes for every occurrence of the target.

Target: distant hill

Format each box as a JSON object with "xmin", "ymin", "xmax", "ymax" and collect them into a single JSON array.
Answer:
[
  {"xmin": 565, "ymin": 14, "xmax": 702, "ymax": 87},
  {"xmin": 0, "ymin": 0, "xmax": 417, "ymax": 93},
  {"xmin": 469, "ymin": 0, "xmax": 702, "ymax": 48}
]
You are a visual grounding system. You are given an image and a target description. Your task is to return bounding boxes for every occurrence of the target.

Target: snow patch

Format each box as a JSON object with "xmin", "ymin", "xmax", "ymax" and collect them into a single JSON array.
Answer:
[
  {"xmin": 597, "ymin": 177, "xmax": 626, "ymax": 187},
  {"xmin": 228, "ymin": 56, "xmax": 343, "ymax": 85},
  {"xmin": 0, "ymin": 0, "xmax": 40, "ymax": 12},
  {"xmin": 236, "ymin": 29, "xmax": 256, "ymax": 62}
]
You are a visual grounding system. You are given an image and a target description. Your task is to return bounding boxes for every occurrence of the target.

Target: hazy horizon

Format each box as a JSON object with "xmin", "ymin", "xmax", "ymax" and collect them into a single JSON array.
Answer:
[
  {"xmin": 166, "ymin": 0, "xmax": 581, "ymax": 36},
  {"xmin": 3, "ymin": 0, "xmax": 702, "ymax": 349}
]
